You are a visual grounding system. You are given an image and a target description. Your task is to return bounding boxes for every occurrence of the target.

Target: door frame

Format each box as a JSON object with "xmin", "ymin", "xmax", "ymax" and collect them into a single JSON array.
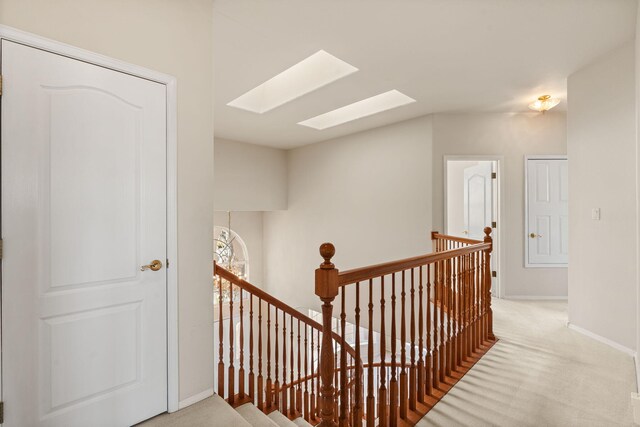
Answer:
[
  {"xmin": 0, "ymin": 25, "xmax": 180, "ymax": 413},
  {"xmin": 524, "ymin": 154, "xmax": 569, "ymax": 268},
  {"xmin": 443, "ymin": 155, "xmax": 504, "ymax": 298}
]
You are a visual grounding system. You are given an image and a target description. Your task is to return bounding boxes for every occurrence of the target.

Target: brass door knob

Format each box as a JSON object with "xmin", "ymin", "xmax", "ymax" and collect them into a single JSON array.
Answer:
[
  {"xmin": 462, "ymin": 230, "xmax": 468, "ymax": 235},
  {"xmin": 529, "ymin": 233, "xmax": 543, "ymax": 239},
  {"xmin": 141, "ymin": 260, "xmax": 163, "ymax": 271}
]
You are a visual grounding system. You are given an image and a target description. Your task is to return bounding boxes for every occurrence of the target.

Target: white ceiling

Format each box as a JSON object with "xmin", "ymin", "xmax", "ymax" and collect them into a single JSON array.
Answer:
[{"xmin": 214, "ymin": 0, "xmax": 637, "ymax": 149}]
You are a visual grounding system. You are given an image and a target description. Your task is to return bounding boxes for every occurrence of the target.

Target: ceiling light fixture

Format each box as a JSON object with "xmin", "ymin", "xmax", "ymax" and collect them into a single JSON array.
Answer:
[
  {"xmin": 298, "ymin": 90, "xmax": 416, "ymax": 130},
  {"xmin": 528, "ymin": 95, "xmax": 561, "ymax": 113},
  {"xmin": 227, "ymin": 50, "xmax": 358, "ymax": 114}
]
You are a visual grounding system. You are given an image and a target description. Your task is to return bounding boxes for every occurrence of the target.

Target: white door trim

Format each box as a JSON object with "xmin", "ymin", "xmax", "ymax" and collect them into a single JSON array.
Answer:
[
  {"xmin": 524, "ymin": 155, "xmax": 569, "ymax": 269},
  {"xmin": 0, "ymin": 25, "xmax": 180, "ymax": 413},
  {"xmin": 443, "ymin": 155, "xmax": 505, "ymax": 298}
]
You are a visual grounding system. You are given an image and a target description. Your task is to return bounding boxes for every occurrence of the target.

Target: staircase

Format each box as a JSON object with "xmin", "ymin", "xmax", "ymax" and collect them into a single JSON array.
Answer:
[{"xmin": 212, "ymin": 230, "xmax": 497, "ymax": 427}]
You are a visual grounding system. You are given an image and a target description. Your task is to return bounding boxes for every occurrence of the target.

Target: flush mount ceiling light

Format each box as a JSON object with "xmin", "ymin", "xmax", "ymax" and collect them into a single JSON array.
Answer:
[
  {"xmin": 528, "ymin": 95, "xmax": 561, "ymax": 112},
  {"xmin": 298, "ymin": 90, "xmax": 416, "ymax": 130},
  {"xmin": 227, "ymin": 50, "xmax": 358, "ymax": 114}
]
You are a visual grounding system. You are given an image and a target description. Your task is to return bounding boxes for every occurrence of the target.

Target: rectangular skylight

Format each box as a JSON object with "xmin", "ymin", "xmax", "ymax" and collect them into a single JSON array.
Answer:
[
  {"xmin": 298, "ymin": 90, "xmax": 416, "ymax": 130},
  {"xmin": 227, "ymin": 50, "xmax": 358, "ymax": 114}
]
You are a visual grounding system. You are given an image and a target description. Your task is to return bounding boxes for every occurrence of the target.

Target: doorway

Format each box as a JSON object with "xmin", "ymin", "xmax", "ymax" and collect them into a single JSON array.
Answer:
[
  {"xmin": 0, "ymin": 27, "xmax": 179, "ymax": 425},
  {"xmin": 444, "ymin": 157, "xmax": 502, "ymax": 297}
]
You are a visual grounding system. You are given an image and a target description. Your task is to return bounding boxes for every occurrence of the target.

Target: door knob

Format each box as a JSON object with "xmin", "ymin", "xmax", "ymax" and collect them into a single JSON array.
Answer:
[
  {"xmin": 462, "ymin": 230, "xmax": 468, "ymax": 235},
  {"xmin": 529, "ymin": 233, "xmax": 543, "ymax": 239},
  {"xmin": 141, "ymin": 260, "xmax": 163, "ymax": 271}
]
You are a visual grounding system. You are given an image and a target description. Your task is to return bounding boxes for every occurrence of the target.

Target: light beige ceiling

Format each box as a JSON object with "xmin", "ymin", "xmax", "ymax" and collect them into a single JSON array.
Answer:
[{"xmin": 214, "ymin": 0, "xmax": 637, "ymax": 148}]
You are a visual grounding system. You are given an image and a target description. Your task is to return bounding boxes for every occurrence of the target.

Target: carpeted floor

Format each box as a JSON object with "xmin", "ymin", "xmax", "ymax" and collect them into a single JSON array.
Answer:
[{"xmin": 417, "ymin": 299, "xmax": 636, "ymax": 426}]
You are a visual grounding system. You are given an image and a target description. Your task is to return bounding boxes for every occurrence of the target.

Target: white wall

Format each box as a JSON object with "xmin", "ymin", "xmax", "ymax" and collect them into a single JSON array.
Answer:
[
  {"xmin": 214, "ymin": 211, "xmax": 265, "ymax": 287},
  {"xmin": 263, "ymin": 116, "xmax": 433, "ymax": 309},
  {"xmin": 568, "ymin": 41, "xmax": 637, "ymax": 351},
  {"xmin": 0, "ymin": 0, "xmax": 216, "ymax": 403},
  {"xmin": 214, "ymin": 138, "xmax": 287, "ymax": 211},
  {"xmin": 432, "ymin": 113, "xmax": 568, "ymax": 298}
]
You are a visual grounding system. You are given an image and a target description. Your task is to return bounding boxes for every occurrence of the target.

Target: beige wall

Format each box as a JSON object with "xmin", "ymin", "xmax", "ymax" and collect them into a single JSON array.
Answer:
[
  {"xmin": 214, "ymin": 138, "xmax": 287, "ymax": 211},
  {"xmin": 432, "ymin": 113, "xmax": 568, "ymax": 298},
  {"xmin": 568, "ymin": 41, "xmax": 637, "ymax": 350},
  {"xmin": 0, "ymin": 0, "xmax": 216, "ymax": 402},
  {"xmin": 263, "ymin": 116, "xmax": 433, "ymax": 309}
]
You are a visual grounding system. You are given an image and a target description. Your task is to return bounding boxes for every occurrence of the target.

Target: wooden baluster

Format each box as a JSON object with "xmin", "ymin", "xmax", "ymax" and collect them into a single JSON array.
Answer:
[
  {"xmin": 339, "ymin": 288, "xmax": 348, "ymax": 427},
  {"xmin": 266, "ymin": 305, "xmax": 273, "ymax": 409},
  {"xmin": 439, "ymin": 258, "xmax": 446, "ymax": 384},
  {"xmin": 297, "ymin": 320, "xmax": 303, "ymax": 416},
  {"xmin": 476, "ymin": 250, "xmax": 481, "ymax": 350},
  {"xmin": 274, "ymin": 307, "xmax": 280, "ymax": 408},
  {"xmin": 258, "ymin": 298, "xmax": 264, "ymax": 409},
  {"xmin": 333, "ymin": 342, "xmax": 342, "ymax": 424},
  {"xmin": 409, "ymin": 268, "xmax": 417, "ymax": 411},
  {"xmin": 425, "ymin": 264, "xmax": 432, "ymax": 396},
  {"xmin": 366, "ymin": 279, "xmax": 375, "ymax": 427},
  {"xmin": 462, "ymin": 254, "xmax": 469, "ymax": 361},
  {"xmin": 354, "ymin": 282, "xmax": 363, "ymax": 427},
  {"xmin": 485, "ymin": 227, "xmax": 495, "ymax": 341},
  {"xmin": 315, "ymin": 243, "xmax": 339, "ymax": 427},
  {"xmin": 454, "ymin": 254, "xmax": 460, "ymax": 370},
  {"xmin": 228, "ymin": 282, "xmax": 235, "ymax": 405},
  {"xmin": 417, "ymin": 266, "xmax": 425, "ymax": 404},
  {"xmin": 249, "ymin": 295, "xmax": 254, "ymax": 402},
  {"xmin": 290, "ymin": 316, "xmax": 295, "ymax": 417},
  {"xmin": 400, "ymin": 270, "xmax": 408, "ymax": 419},
  {"xmin": 310, "ymin": 328, "xmax": 316, "ymax": 421},
  {"xmin": 282, "ymin": 311, "xmax": 288, "ymax": 414},
  {"xmin": 239, "ymin": 289, "xmax": 245, "ymax": 400},
  {"xmin": 445, "ymin": 259, "xmax": 452, "ymax": 378},
  {"xmin": 217, "ymin": 275, "xmax": 225, "ymax": 397},
  {"xmin": 379, "ymin": 276, "xmax": 388, "ymax": 427},
  {"xmin": 389, "ymin": 274, "xmax": 398, "ymax": 426},
  {"xmin": 304, "ymin": 324, "xmax": 310, "ymax": 421},
  {"xmin": 471, "ymin": 252, "xmax": 476, "ymax": 356},
  {"xmin": 315, "ymin": 329, "xmax": 321, "ymax": 419},
  {"xmin": 432, "ymin": 261, "xmax": 440, "ymax": 390}
]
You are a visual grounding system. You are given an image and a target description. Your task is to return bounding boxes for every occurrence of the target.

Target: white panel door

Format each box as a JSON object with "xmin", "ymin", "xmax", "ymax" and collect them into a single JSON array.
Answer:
[
  {"xmin": 463, "ymin": 162, "xmax": 493, "ymax": 240},
  {"xmin": 526, "ymin": 158, "xmax": 568, "ymax": 265},
  {"xmin": 1, "ymin": 40, "xmax": 168, "ymax": 426}
]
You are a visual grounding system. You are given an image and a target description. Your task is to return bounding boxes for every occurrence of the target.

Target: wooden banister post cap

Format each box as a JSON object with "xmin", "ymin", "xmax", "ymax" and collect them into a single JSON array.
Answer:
[
  {"xmin": 484, "ymin": 227, "xmax": 492, "ymax": 237},
  {"xmin": 319, "ymin": 243, "xmax": 335, "ymax": 269}
]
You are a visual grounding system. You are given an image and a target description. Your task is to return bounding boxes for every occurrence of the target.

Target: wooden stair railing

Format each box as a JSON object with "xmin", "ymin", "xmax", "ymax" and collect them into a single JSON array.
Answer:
[
  {"xmin": 315, "ymin": 228, "xmax": 497, "ymax": 427},
  {"xmin": 214, "ymin": 263, "xmax": 362, "ymax": 425}
]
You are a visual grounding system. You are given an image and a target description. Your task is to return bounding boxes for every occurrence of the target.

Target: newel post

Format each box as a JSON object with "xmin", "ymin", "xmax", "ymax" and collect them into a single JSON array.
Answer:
[
  {"xmin": 315, "ymin": 243, "xmax": 339, "ymax": 427},
  {"xmin": 483, "ymin": 227, "xmax": 495, "ymax": 340}
]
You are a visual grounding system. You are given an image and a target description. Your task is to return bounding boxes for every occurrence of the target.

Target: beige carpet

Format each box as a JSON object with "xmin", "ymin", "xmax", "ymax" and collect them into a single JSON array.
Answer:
[{"xmin": 417, "ymin": 299, "xmax": 636, "ymax": 426}]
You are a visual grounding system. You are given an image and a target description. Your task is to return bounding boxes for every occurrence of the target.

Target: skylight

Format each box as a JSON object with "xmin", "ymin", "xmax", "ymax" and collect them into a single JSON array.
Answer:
[
  {"xmin": 227, "ymin": 50, "xmax": 358, "ymax": 114},
  {"xmin": 298, "ymin": 90, "xmax": 416, "ymax": 130}
]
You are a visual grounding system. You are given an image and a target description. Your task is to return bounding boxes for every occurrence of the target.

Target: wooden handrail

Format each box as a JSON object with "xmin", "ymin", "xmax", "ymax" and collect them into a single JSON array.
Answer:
[
  {"xmin": 316, "ymin": 228, "xmax": 496, "ymax": 427},
  {"xmin": 215, "ymin": 264, "xmax": 359, "ymax": 362},
  {"xmin": 338, "ymin": 242, "xmax": 490, "ymax": 286},
  {"xmin": 431, "ymin": 232, "xmax": 482, "ymax": 245}
]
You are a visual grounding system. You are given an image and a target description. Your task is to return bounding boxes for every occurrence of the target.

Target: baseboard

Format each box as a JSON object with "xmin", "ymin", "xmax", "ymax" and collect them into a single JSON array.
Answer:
[
  {"xmin": 178, "ymin": 387, "xmax": 214, "ymax": 410},
  {"xmin": 504, "ymin": 295, "xmax": 568, "ymax": 300},
  {"xmin": 567, "ymin": 322, "xmax": 636, "ymax": 357}
]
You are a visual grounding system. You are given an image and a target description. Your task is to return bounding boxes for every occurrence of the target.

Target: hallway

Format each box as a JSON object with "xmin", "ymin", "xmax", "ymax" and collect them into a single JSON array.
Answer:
[{"xmin": 419, "ymin": 299, "xmax": 635, "ymax": 426}]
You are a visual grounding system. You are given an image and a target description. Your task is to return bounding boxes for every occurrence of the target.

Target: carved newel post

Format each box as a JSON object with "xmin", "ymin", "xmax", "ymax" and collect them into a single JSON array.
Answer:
[
  {"xmin": 315, "ymin": 243, "xmax": 339, "ymax": 427},
  {"xmin": 483, "ymin": 227, "xmax": 496, "ymax": 340}
]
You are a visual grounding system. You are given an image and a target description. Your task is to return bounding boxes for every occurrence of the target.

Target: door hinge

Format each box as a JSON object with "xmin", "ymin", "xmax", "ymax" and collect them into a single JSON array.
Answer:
[
  {"xmin": 492, "ymin": 221, "xmax": 497, "ymax": 228},
  {"xmin": 491, "ymin": 172, "xmax": 497, "ymax": 179},
  {"xmin": 492, "ymin": 271, "xmax": 497, "ymax": 278},
  {"xmin": 0, "ymin": 74, "xmax": 3, "ymax": 96},
  {"xmin": 166, "ymin": 258, "xmax": 169, "ymax": 269},
  {"xmin": 0, "ymin": 238, "xmax": 4, "ymax": 260}
]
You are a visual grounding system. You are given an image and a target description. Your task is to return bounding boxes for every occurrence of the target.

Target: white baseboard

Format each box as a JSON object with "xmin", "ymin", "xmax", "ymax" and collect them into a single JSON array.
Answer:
[
  {"xmin": 567, "ymin": 322, "xmax": 636, "ymax": 357},
  {"xmin": 178, "ymin": 387, "xmax": 214, "ymax": 410},
  {"xmin": 504, "ymin": 295, "xmax": 568, "ymax": 300}
]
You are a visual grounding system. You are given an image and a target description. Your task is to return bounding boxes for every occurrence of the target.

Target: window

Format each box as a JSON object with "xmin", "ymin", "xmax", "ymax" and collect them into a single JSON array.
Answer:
[{"xmin": 213, "ymin": 226, "xmax": 249, "ymax": 305}]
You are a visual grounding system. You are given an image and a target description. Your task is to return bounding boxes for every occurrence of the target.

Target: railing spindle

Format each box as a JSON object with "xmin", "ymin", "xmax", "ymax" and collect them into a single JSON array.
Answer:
[
  {"xmin": 239, "ymin": 288, "xmax": 245, "ymax": 399},
  {"xmin": 409, "ymin": 268, "xmax": 417, "ymax": 410},
  {"xmin": 229, "ymin": 282, "xmax": 235, "ymax": 405},
  {"xmin": 249, "ymin": 294, "xmax": 254, "ymax": 401},
  {"xmin": 367, "ymin": 279, "xmax": 375, "ymax": 427},
  {"xmin": 379, "ymin": 276, "xmax": 388, "ymax": 427},
  {"xmin": 258, "ymin": 298, "xmax": 264, "ymax": 409},
  {"xmin": 218, "ymin": 274, "xmax": 225, "ymax": 397},
  {"xmin": 400, "ymin": 270, "xmax": 408, "ymax": 420}
]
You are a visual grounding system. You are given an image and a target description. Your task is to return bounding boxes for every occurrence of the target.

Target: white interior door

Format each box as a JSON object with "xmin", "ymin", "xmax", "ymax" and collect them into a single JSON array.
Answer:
[
  {"xmin": 526, "ymin": 158, "xmax": 569, "ymax": 266},
  {"xmin": 463, "ymin": 162, "xmax": 493, "ymax": 240},
  {"xmin": 1, "ymin": 40, "xmax": 168, "ymax": 426}
]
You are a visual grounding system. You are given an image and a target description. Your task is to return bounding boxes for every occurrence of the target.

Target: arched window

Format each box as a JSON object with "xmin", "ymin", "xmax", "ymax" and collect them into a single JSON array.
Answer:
[{"xmin": 213, "ymin": 226, "xmax": 249, "ymax": 305}]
